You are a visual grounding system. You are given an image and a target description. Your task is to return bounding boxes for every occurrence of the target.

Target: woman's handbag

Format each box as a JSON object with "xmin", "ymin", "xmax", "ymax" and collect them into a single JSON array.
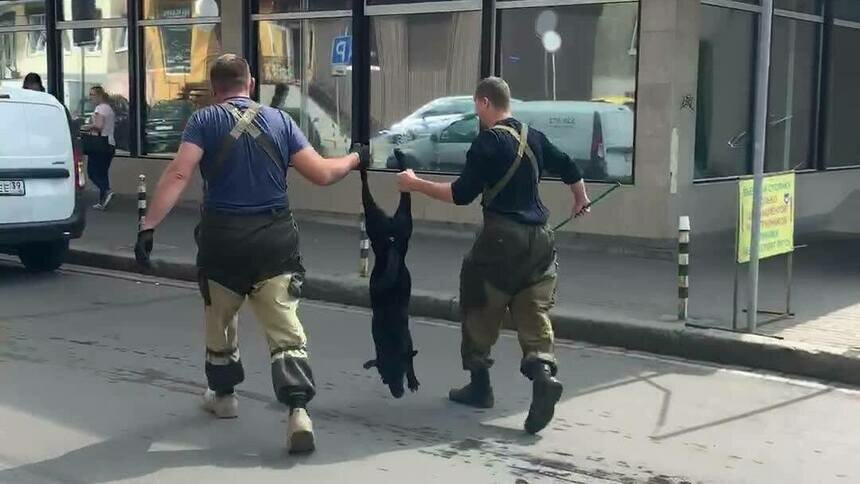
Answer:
[{"xmin": 80, "ymin": 131, "xmax": 112, "ymax": 156}]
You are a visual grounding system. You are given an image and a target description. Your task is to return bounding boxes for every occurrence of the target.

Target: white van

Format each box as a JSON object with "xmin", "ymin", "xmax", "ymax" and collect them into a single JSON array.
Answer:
[
  {"xmin": 0, "ymin": 87, "xmax": 86, "ymax": 272},
  {"xmin": 388, "ymin": 100, "xmax": 634, "ymax": 182},
  {"xmin": 515, "ymin": 101, "xmax": 634, "ymax": 181}
]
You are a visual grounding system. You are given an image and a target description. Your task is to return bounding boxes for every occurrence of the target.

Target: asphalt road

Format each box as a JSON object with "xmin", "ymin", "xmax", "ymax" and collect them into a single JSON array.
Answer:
[{"xmin": 1, "ymin": 261, "xmax": 858, "ymax": 483}]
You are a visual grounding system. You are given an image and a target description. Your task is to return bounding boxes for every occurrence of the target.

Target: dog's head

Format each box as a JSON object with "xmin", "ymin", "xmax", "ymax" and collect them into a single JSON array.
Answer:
[{"xmin": 364, "ymin": 333, "xmax": 419, "ymax": 398}]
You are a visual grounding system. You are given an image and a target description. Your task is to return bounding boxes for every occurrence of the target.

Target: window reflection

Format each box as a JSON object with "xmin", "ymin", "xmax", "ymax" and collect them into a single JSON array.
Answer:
[
  {"xmin": 62, "ymin": 28, "xmax": 131, "ymax": 152},
  {"xmin": 258, "ymin": 18, "xmax": 353, "ymax": 158},
  {"xmin": 143, "ymin": 24, "xmax": 222, "ymax": 154},
  {"xmin": 369, "ymin": 11, "xmax": 481, "ymax": 170},
  {"xmin": 498, "ymin": 3, "xmax": 637, "ymax": 182},
  {"xmin": 143, "ymin": 0, "xmax": 221, "ymax": 19},
  {"xmin": 0, "ymin": 31, "xmax": 47, "ymax": 90},
  {"xmin": 61, "ymin": 0, "xmax": 127, "ymax": 21}
]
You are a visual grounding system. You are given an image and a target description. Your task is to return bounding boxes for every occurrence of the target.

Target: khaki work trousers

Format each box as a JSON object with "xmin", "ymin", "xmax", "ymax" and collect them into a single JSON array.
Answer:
[{"xmin": 204, "ymin": 274, "xmax": 307, "ymax": 360}]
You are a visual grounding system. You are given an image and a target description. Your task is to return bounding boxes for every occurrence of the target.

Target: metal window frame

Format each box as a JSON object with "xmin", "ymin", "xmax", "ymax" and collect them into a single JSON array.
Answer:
[
  {"xmin": 497, "ymin": 0, "xmax": 634, "ymax": 9},
  {"xmin": 56, "ymin": 18, "xmax": 128, "ymax": 30},
  {"xmin": 701, "ymin": 0, "xmax": 761, "ymax": 14},
  {"xmin": 365, "ymin": 1, "xmax": 481, "ymax": 16},
  {"xmin": 138, "ymin": 16, "xmax": 221, "ymax": 27},
  {"xmin": 252, "ymin": 10, "xmax": 352, "ymax": 21},
  {"xmin": 834, "ymin": 18, "xmax": 860, "ymax": 30},
  {"xmin": 0, "ymin": 24, "xmax": 43, "ymax": 33}
]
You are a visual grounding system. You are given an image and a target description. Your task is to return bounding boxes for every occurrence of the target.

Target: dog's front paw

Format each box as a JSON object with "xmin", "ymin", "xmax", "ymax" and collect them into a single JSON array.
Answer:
[{"xmin": 362, "ymin": 359, "xmax": 377, "ymax": 369}]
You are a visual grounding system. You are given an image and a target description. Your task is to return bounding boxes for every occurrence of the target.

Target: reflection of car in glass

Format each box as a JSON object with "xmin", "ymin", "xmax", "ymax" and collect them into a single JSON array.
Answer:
[
  {"xmin": 388, "ymin": 101, "xmax": 634, "ymax": 182},
  {"xmin": 145, "ymin": 99, "xmax": 194, "ymax": 154},
  {"xmin": 378, "ymin": 95, "xmax": 476, "ymax": 145}
]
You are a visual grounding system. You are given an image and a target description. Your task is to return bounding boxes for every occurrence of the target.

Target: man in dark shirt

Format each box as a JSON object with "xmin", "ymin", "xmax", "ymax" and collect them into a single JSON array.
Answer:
[
  {"xmin": 397, "ymin": 77, "xmax": 590, "ymax": 434},
  {"xmin": 134, "ymin": 54, "xmax": 369, "ymax": 453}
]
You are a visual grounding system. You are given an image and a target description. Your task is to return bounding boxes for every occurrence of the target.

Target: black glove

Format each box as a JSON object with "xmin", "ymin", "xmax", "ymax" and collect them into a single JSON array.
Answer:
[
  {"xmin": 135, "ymin": 229, "xmax": 154, "ymax": 266},
  {"xmin": 351, "ymin": 143, "xmax": 372, "ymax": 171}
]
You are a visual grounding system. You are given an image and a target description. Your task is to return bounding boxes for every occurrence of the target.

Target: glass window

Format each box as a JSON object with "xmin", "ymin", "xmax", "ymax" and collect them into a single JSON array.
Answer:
[
  {"xmin": 258, "ymin": 17, "xmax": 353, "ymax": 158},
  {"xmin": 369, "ymin": 10, "xmax": 481, "ymax": 171},
  {"xmin": 143, "ymin": 24, "xmax": 222, "ymax": 154},
  {"xmin": 823, "ymin": 25, "xmax": 860, "ymax": 168},
  {"xmin": 0, "ymin": 0, "xmax": 45, "ymax": 26},
  {"xmin": 62, "ymin": 28, "xmax": 130, "ymax": 152},
  {"xmin": 258, "ymin": 0, "xmax": 351, "ymax": 13},
  {"xmin": 499, "ymin": 3, "xmax": 637, "ymax": 182},
  {"xmin": 60, "ymin": 0, "xmax": 127, "ymax": 21},
  {"xmin": 143, "ymin": 0, "xmax": 221, "ymax": 19},
  {"xmin": 695, "ymin": 6, "xmax": 756, "ymax": 179},
  {"xmin": 765, "ymin": 17, "xmax": 818, "ymax": 172},
  {"xmin": 833, "ymin": 0, "xmax": 860, "ymax": 22},
  {"xmin": 367, "ymin": 0, "xmax": 461, "ymax": 5},
  {"xmin": 0, "ymin": 31, "xmax": 47, "ymax": 90},
  {"xmin": 775, "ymin": 0, "xmax": 821, "ymax": 14}
]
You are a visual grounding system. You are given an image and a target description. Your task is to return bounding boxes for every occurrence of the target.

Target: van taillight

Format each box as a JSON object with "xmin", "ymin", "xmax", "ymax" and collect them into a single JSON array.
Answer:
[{"xmin": 74, "ymin": 148, "xmax": 85, "ymax": 189}]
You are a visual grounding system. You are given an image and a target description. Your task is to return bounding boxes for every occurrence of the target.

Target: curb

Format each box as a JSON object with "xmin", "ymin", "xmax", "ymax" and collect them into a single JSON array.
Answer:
[{"xmin": 66, "ymin": 248, "xmax": 860, "ymax": 387}]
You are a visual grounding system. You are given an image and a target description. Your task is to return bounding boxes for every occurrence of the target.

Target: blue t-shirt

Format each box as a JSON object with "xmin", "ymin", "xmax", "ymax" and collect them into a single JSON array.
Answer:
[{"xmin": 182, "ymin": 96, "xmax": 310, "ymax": 214}]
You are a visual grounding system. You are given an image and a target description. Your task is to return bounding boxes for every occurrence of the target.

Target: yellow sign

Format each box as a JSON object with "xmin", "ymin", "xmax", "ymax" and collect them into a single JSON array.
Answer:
[{"xmin": 737, "ymin": 172, "xmax": 795, "ymax": 263}]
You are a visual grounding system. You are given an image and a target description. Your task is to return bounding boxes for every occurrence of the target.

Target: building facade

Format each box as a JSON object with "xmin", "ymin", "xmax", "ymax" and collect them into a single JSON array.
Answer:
[{"xmin": 1, "ymin": 0, "xmax": 857, "ymax": 245}]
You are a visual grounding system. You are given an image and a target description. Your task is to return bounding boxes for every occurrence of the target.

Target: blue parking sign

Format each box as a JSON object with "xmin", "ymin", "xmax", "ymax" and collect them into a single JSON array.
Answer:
[{"xmin": 331, "ymin": 35, "xmax": 352, "ymax": 66}]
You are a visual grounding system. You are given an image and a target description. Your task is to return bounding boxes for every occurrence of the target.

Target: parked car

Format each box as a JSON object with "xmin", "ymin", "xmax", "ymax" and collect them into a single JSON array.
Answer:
[
  {"xmin": 145, "ymin": 99, "xmax": 194, "ymax": 154},
  {"xmin": 387, "ymin": 101, "xmax": 634, "ymax": 182},
  {"xmin": 0, "ymin": 87, "xmax": 86, "ymax": 271},
  {"xmin": 377, "ymin": 95, "xmax": 477, "ymax": 146}
]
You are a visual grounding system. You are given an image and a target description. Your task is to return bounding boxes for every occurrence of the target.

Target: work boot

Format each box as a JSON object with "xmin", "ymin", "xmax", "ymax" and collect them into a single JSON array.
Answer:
[
  {"xmin": 287, "ymin": 408, "xmax": 315, "ymax": 454},
  {"xmin": 201, "ymin": 389, "xmax": 238, "ymax": 419},
  {"xmin": 524, "ymin": 363, "xmax": 563, "ymax": 434},
  {"xmin": 449, "ymin": 369, "xmax": 494, "ymax": 409}
]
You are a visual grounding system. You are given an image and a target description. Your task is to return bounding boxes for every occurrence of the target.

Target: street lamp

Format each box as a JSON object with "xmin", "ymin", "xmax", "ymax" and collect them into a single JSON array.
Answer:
[{"xmin": 535, "ymin": 10, "xmax": 561, "ymax": 101}]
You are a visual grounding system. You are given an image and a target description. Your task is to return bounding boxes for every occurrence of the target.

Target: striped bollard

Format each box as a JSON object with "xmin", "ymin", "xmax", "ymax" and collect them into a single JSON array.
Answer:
[
  {"xmin": 678, "ymin": 216, "xmax": 691, "ymax": 321},
  {"xmin": 137, "ymin": 174, "xmax": 147, "ymax": 231},
  {"xmin": 359, "ymin": 215, "xmax": 369, "ymax": 277}
]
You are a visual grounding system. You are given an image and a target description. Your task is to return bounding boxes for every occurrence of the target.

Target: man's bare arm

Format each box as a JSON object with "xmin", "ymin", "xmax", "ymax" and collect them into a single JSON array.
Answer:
[
  {"xmin": 141, "ymin": 142, "xmax": 203, "ymax": 230},
  {"xmin": 397, "ymin": 169, "xmax": 454, "ymax": 203},
  {"xmin": 291, "ymin": 146, "xmax": 359, "ymax": 186}
]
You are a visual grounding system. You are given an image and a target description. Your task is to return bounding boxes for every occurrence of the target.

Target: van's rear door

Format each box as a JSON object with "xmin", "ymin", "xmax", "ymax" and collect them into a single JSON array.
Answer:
[{"xmin": 0, "ymin": 97, "xmax": 74, "ymax": 224}]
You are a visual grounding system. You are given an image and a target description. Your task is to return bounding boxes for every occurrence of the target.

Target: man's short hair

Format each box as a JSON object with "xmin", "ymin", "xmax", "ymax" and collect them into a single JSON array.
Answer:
[
  {"xmin": 210, "ymin": 54, "xmax": 250, "ymax": 93},
  {"xmin": 475, "ymin": 77, "xmax": 511, "ymax": 111}
]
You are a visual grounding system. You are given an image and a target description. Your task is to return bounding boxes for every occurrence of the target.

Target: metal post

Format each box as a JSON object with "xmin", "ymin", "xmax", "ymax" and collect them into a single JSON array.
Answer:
[
  {"xmin": 747, "ymin": 0, "xmax": 775, "ymax": 333},
  {"xmin": 137, "ymin": 174, "xmax": 147, "ymax": 231},
  {"xmin": 678, "ymin": 216, "xmax": 690, "ymax": 322},
  {"xmin": 359, "ymin": 216, "xmax": 369, "ymax": 278}
]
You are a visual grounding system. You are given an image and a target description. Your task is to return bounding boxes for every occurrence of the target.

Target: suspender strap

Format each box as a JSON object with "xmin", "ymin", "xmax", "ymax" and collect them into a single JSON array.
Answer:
[
  {"xmin": 205, "ymin": 101, "xmax": 286, "ymax": 194},
  {"xmin": 482, "ymin": 123, "xmax": 540, "ymax": 207}
]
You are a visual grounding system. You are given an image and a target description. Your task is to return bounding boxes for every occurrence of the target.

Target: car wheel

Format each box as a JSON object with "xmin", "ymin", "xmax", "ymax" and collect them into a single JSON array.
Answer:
[{"xmin": 19, "ymin": 240, "xmax": 69, "ymax": 273}]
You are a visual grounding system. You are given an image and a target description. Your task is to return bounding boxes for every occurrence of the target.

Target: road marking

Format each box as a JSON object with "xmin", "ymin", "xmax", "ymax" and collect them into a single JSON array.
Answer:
[{"xmin": 40, "ymin": 261, "xmax": 860, "ymax": 396}]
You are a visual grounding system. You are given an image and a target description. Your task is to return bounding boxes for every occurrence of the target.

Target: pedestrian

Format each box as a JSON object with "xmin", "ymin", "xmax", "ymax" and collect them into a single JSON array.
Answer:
[
  {"xmin": 396, "ymin": 77, "xmax": 591, "ymax": 434},
  {"xmin": 22, "ymin": 72, "xmax": 45, "ymax": 92},
  {"xmin": 82, "ymin": 85, "xmax": 117, "ymax": 210},
  {"xmin": 134, "ymin": 54, "xmax": 369, "ymax": 453}
]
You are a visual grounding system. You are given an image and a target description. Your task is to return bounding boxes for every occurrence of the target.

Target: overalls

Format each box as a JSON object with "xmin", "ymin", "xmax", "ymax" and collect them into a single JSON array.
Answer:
[
  {"xmin": 196, "ymin": 101, "xmax": 315, "ymax": 407},
  {"xmin": 459, "ymin": 123, "xmax": 559, "ymax": 377}
]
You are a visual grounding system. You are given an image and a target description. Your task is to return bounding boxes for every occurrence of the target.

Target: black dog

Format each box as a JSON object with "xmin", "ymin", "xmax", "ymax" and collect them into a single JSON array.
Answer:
[{"xmin": 361, "ymin": 150, "xmax": 419, "ymax": 398}]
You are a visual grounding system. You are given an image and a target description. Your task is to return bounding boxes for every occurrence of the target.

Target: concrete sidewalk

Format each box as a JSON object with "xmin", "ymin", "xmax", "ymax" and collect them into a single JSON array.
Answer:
[{"xmin": 66, "ymin": 192, "xmax": 860, "ymax": 386}]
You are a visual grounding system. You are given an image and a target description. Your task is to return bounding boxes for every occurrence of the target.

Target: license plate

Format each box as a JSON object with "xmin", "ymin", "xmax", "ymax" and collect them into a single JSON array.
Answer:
[
  {"xmin": 0, "ymin": 180, "xmax": 25, "ymax": 196},
  {"xmin": 155, "ymin": 126, "xmax": 172, "ymax": 131}
]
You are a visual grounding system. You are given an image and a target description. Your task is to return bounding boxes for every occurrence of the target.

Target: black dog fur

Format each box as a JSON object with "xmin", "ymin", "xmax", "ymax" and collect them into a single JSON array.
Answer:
[{"xmin": 360, "ymin": 150, "xmax": 419, "ymax": 398}]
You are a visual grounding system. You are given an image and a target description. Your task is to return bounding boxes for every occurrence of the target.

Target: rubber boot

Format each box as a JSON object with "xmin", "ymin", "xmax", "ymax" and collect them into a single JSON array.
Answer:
[
  {"xmin": 448, "ymin": 369, "xmax": 494, "ymax": 409},
  {"xmin": 287, "ymin": 407, "xmax": 315, "ymax": 453},
  {"xmin": 524, "ymin": 363, "xmax": 563, "ymax": 434}
]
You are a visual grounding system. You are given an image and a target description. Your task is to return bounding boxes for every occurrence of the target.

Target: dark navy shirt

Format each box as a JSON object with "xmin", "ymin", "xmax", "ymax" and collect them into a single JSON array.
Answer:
[
  {"xmin": 451, "ymin": 118, "xmax": 583, "ymax": 225},
  {"xmin": 182, "ymin": 96, "xmax": 310, "ymax": 214}
]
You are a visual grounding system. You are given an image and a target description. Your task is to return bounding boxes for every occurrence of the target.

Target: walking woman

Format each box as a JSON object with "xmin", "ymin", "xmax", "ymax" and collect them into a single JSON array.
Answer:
[{"xmin": 82, "ymin": 86, "xmax": 117, "ymax": 210}]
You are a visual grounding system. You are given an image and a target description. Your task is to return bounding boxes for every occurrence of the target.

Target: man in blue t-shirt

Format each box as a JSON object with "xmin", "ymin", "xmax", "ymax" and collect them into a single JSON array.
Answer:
[
  {"xmin": 396, "ymin": 77, "xmax": 591, "ymax": 435},
  {"xmin": 135, "ymin": 54, "xmax": 370, "ymax": 454}
]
